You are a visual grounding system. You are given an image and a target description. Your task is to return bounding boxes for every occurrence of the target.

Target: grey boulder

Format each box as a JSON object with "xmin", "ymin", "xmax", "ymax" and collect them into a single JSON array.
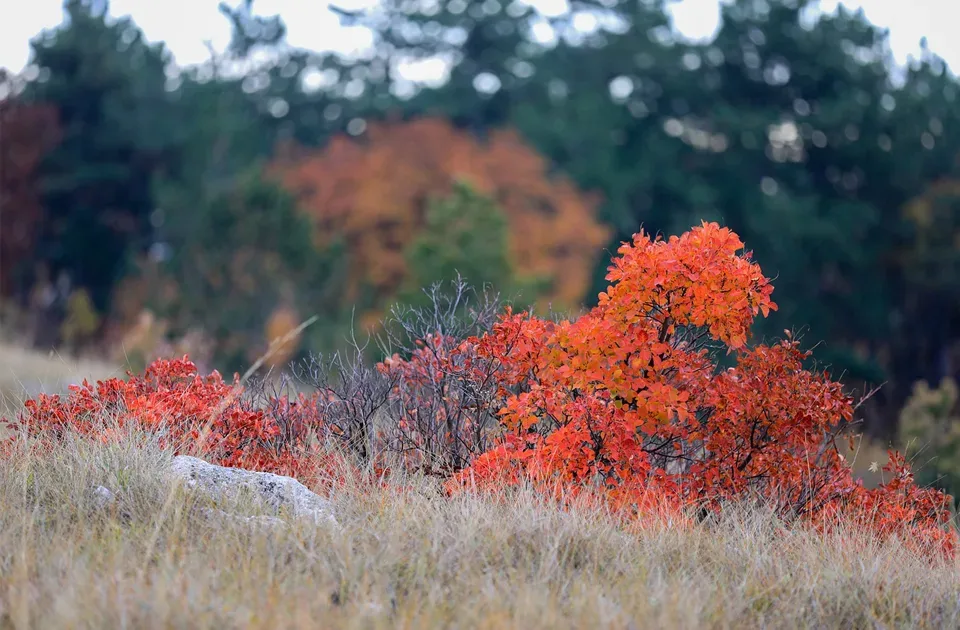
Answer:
[{"xmin": 167, "ymin": 455, "xmax": 339, "ymax": 530}]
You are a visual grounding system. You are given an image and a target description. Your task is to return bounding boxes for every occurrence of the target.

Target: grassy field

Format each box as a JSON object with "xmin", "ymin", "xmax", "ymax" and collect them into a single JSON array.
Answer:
[
  {"xmin": 0, "ymin": 341, "xmax": 120, "ymax": 419},
  {"xmin": 2, "ymin": 343, "xmax": 959, "ymax": 629}
]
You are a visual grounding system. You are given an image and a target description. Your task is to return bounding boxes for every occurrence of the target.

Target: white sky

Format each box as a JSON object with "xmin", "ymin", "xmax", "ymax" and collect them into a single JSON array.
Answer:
[{"xmin": 0, "ymin": 0, "xmax": 956, "ymax": 75}]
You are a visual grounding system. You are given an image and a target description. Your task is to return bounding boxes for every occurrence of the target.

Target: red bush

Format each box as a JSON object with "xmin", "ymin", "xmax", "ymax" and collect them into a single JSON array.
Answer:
[
  {"xmin": 3, "ymin": 356, "xmax": 340, "ymax": 483},
  {"xmin": 437, "ymin": 222, "xmax": 956, "ymax": 555}
]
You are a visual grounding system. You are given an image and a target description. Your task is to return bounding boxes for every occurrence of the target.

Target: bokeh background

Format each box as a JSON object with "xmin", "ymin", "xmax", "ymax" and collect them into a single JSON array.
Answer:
[{"xmin": 4, "ymin": 0, "xmax": 960, "ymax": 490}]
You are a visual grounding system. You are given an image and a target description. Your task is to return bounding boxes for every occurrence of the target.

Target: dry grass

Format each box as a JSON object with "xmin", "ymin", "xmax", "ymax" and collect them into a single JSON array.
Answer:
[
  {"xmin": 0, "ymin": 432, "xmax": 958, "ymax": 630},
  {"xmin": 2, "ymin": 344, "xmax": 960, "ymax": 628},
  {"xmin": 0, "ymin": 342, "xmax": 119, "ymax": 419}
]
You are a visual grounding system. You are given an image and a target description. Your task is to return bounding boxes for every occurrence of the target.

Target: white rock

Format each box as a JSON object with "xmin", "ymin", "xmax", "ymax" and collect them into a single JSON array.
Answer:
[
  {"xmin": 91, "ymin": 485, "xmax": 116, "ymax": 509},
  {"xmin": 168, "ymin": 455, "xmax": 338, "ymax": 529}
]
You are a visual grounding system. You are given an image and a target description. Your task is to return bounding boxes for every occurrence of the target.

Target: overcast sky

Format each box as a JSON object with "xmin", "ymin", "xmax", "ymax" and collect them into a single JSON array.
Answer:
[{"xmin": 0, "ymin": 0, "xmax": 957, "ymax": 75}]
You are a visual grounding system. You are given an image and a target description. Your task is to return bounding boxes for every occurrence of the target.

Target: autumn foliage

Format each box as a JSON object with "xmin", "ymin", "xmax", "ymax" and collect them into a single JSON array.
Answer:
[
  {"xmin": 0, "ymin": 100, "xmax": 61, "ymax": 299},
  {"xmin": 5, "ymin": 222, "xmax": 955, "ymax": 556},
  {"xmin": 268, "ymin": 118, "xmax": 610, "ymax": 321},
  {"xmin": 437, "ymin": 222, "xmax": 954, "ymax": 553},
  {"xmin": 4, "ymin": 356, "xmax": 338, "ymax": 484},
  {"xmin": 263, "ymin": 304, "xmax": 302, "ymax": 370}
]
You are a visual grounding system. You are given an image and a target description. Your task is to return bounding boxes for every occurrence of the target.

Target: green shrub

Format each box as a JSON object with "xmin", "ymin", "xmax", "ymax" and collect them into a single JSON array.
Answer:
[{"xmin": 899, "ymin": 378, "xmax": 960, "ymax": 506}]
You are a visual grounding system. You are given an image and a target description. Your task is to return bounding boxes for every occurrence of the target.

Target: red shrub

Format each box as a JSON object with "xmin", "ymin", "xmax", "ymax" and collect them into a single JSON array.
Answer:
[
  {"xmin": 437, "ymin": 222, "xmax": 956, "ymax": 555},
  {"xmin": 3, "ymin": 356, "xmax": 341, "ymax": 482}
]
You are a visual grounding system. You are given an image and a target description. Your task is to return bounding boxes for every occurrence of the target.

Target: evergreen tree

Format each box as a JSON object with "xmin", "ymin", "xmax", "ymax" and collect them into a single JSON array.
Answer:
[
  {"xmin": 20, "ymin": 0, "xmax": 180, "ymax": 313},
  {"xmin": 148, "ymin": 169, "xmax": 345, "ymax": 373},
  {"xmin": 400, "ymin": 180, "xmax": 548, "ymax": 307}
]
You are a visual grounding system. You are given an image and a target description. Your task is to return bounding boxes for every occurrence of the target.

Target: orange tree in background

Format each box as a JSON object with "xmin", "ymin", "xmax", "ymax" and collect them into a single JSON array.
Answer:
[
  {"xmin": 263, "ymin": 303, "xmax": 302, "ymax": 371},
  {"xmin": 268, "ymin": 117, "xmax": 610, "ymax": 324},
  {"xmin": 0, "ymin": 100, "xmax": 61, "ymax": 301}
]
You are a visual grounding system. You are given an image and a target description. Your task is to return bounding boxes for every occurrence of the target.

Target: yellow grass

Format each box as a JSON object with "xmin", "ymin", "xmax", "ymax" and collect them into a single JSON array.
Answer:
[
  {"xmin": 2, "ymin": 344, "xmax": 959, "ymax": 628},
  {"xmin": 2, "ymin": 433, "xmax": 960, "ymax": 629},
  {"xmin": 0, "ymin": 342, "xmax": 119, "ymax": 414}
]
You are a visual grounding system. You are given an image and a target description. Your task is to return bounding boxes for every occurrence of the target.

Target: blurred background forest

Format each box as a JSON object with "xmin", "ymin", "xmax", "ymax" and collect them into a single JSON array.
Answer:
[{"xmin": 4, "ymin": 0, "xmax": 960, "ymax": 481}]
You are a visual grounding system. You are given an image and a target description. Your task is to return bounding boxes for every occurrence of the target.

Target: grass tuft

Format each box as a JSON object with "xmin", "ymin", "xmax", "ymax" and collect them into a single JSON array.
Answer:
[{"xmin": 1, "ymin": 432, "xmax": 959, "ymax": 629}]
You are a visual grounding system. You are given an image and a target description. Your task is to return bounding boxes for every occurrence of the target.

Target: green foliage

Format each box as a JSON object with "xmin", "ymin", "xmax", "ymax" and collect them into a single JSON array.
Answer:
[
  {"xmin": 146, "ymin": 169, "xmax": 346, "ymax": 373},
  {"xmin": 218, "ymin": 0, "xmax": 286, "ymax": 58},
  {"xmin": 59, "ymin": 289, "xmax": 100, "ymax": 352},
  {"xmin": 21, "ymin": 0, "xmax": 180, "ymax": 312},
  {"xmin": 401, "ymin": 180, "xmax": 547, "ymax": 307},
  {"xmin": 899, "ymin": 378, "xmax": 960, "ymax": 507}
]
